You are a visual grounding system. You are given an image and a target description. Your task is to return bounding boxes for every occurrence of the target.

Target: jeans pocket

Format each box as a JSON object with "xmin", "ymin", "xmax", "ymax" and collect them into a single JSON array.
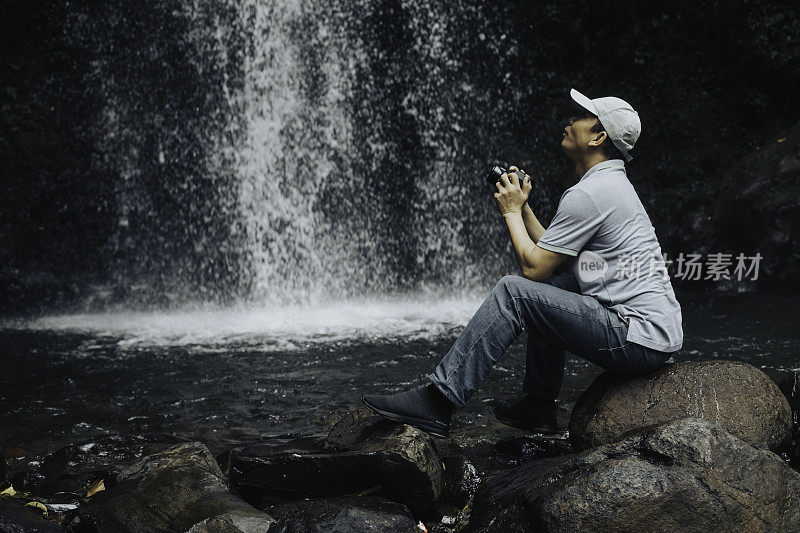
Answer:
[
  {"xmin": 609, "ymin": 310, "xmax": 629, "ymax": 330},
  {"xmin": 603, "ymin": 309, "xmax": 628, "ymax": 349}
]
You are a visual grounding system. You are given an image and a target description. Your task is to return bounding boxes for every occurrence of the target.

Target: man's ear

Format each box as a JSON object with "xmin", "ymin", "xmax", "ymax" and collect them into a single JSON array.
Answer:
[{"xmin": 588, "ymin": 130, "xmax": 607, "ymax": 147}]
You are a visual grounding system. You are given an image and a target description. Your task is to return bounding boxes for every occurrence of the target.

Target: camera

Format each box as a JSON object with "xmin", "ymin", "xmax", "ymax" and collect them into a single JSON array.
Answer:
[{"xmin": 487, "ymin": 165, "xmax": 528, "ymax": 186}]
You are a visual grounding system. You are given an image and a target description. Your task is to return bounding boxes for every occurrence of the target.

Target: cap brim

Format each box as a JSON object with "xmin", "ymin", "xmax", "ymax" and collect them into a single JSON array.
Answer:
[{"xmin": 570, "ymin": 88, "xmax": 598, "ymax": 115}]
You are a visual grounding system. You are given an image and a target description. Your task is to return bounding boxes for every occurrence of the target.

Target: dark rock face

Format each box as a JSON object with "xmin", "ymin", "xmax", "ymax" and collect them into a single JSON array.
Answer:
[
  {"xmin": 489, "ymin": 435, "xmax": 572, "ymax": 467},
  {"xmin": 10, "ymin": 470, "xmax": 45, "ymax": 494},
  {"xmin": 710, "ymin": 121, "xmax": 800, "ymax": 288},
  {"xmin": 467, "ymin": 417, "xmax": 800, "ymax": 532},
  {"xmin": 39, "ymin": 433, "xmax": 189, "ymax": 498},
  {"xmin": 185, "ymin": 510, "xmax": 277, "ymax": 533},
  {"xmin": 218, "ymin": 409, "xmax": 443, "ymax": 516},
  {"xmin": 1, "ymin": 447, "xmax": 6, "ymax": 484},
  {"xmin": 77, "ymin": 442, "xmax": 274, "ymax": 532},
  {"xmin": 267, "ymin": 495, "xmax": 417, "ymax": 533},
  {"xmin": 0, "ymin": 497, "xmax": 66, "ymax": 532},
  {"xmin": 569, "ymin": 360, "xmax": 792, "ymax": 452},
  {"xmin": 440, "ymin": 455, "xmax": 480, "ymax": 507}
]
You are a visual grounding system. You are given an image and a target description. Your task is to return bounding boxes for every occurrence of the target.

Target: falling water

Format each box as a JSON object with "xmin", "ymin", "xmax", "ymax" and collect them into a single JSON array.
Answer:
[
  {"xmin": 230, "ymin": 0, "xmax": 521, "ymax": 306},
  {"xmin": 88, "ymin": 0, "xmax": 548, "ymax": 311},
  {"xmin": 11, "ymin": 0, "xmax": 570, "ymax": 342}
]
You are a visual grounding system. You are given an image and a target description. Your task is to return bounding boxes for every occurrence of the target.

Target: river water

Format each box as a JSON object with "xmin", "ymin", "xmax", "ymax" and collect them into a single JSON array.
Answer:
[{"xmin": 2, "ymin": 289, "xmax": 798, "ymax": 467}]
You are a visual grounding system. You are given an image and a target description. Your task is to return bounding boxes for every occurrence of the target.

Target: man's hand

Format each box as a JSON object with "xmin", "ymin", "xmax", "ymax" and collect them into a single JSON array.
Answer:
[{"xmin": 494, "ymin": 165, "xmax": 532, "ymax": 216}]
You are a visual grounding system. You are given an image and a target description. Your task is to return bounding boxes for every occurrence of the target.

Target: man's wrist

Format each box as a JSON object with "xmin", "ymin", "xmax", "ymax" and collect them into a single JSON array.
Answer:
[{"xmin": 502, "ymin": 210, "xmax": 523, "ymax": 219}]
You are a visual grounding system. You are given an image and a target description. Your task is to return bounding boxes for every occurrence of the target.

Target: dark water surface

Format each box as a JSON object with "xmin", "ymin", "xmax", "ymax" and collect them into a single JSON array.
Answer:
[{"xmin": 1, "ymin": 290, "xmax": 798, "ymax": 474}]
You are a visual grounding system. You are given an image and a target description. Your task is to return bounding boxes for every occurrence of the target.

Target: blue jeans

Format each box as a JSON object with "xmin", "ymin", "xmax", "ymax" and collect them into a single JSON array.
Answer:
[{"xmin": 428, "ymin": 273, "xmax": 672, "ymax": 407}]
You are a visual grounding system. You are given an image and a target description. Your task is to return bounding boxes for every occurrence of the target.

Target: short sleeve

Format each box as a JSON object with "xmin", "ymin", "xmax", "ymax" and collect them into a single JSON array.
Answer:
[{"xmin": 537, "ymin": 189, "xmax": 602, "ymax": 256}]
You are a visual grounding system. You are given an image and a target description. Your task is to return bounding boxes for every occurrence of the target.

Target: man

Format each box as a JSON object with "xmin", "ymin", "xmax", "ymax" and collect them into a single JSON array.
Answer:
[{"xmin": 361, "ymin": 88, "xmax": 683, "ymax": 438}]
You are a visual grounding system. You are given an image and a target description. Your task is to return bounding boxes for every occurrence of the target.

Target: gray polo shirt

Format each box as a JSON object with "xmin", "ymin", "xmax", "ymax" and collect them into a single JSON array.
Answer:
[{"xmin": 537, "ymin": 159, "xmax": 683, "ymax": 352}]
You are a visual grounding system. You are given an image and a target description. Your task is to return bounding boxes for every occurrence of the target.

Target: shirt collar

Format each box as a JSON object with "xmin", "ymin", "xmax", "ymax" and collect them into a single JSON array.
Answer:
[{"xmin": 579, "ymin": 159, "xmax": 625, "ymax": 182}]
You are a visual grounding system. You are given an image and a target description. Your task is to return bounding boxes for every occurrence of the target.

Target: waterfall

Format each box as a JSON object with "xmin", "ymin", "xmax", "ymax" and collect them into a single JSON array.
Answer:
[
  {"xmin": 230, "ymin": 0, "xmax": 531, "ymax": 306},
  {"xmin": 234, "ymin": 0, "xmax": 366, "ymax": 305},
  {"xmin": 79, "ymin": 0, "xmax": 543, "ymax": 309}
]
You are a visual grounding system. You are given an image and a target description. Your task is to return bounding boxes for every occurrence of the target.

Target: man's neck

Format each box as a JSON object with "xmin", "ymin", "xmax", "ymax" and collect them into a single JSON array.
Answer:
[{"xmin": 573, "ymin": 153, "xmax": 611, "ymax": 180}]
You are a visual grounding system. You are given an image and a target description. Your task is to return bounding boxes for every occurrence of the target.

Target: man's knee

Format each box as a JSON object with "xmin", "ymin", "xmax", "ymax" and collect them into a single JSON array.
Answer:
[
  {"xmin": 495, "ymin": 274, "xmax": 525, "ymax": 291},
  {"xmin": 494, "ymin": 274, "xmax": 546, "ymax": 298}
]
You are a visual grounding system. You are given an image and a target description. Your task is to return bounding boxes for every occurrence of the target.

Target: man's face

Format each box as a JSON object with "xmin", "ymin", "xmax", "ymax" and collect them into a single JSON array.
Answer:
[{"xmin": 560, "ymin": 111, "xmax": 600, "ymax": 158}]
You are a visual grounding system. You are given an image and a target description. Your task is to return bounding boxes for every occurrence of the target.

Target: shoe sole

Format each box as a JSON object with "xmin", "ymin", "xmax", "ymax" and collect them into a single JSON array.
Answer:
[
  {"xmin": 492, "ymin": 406, "xmax": 558, "ymax": 434},
  {"xmin": 361, "ymin": 395, "xmax": 449, "ymax": 439}
]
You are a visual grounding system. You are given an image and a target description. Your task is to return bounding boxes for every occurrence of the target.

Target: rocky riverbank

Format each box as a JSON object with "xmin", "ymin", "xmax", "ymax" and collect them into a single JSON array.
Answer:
[{"xmin": 2, "ymin": 361, "xmax": 798, "ymax": 532}]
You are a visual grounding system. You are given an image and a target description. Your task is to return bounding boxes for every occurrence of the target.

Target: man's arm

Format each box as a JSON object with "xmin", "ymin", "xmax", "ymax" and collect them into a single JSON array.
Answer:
[
  {"xmin": 521, "ymin": 201, "xmax": 546, "ymax": 243},
  {"xmin": 503, "ymin": 211, "xmax": 567, "ymax": 281}
]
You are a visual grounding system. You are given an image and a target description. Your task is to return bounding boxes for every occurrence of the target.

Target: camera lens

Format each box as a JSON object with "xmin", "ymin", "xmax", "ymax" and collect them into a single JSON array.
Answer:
[{"xmin": 487, "ymin": 166, "xmax": 506, "ymax": 185}]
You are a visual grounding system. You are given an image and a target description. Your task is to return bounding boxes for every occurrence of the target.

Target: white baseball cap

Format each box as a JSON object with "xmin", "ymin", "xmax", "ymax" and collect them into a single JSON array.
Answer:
[{"xmin": 570, "ymin": 88, "xmax": 641, "ymax": 162}]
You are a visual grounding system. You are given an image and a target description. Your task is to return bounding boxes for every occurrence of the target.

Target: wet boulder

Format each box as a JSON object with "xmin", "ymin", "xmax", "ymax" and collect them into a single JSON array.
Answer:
[
  {"xmin": 29, "ymin": 433, "xmax": 191, "ymax": 508},
  {"xmin": 10, "ymin": 470, "xmax": 45, "ymax": 494},
  {"xmin": 218, "ymin": 409, "xmax": 443, "ymax": 515},
  {"xmin": 42, "ymin": 434, "xmax": 189, "ymax": 478},
  {"xmin": 77, "ymin": 442, "xmax": 274, "ymax": 532},
  {"xmin": 440, "ymin": 455, "xmax": 480, "ymax": 507},
  {"xmin": 185, "ymin": 510, "xmax": 277, "ymax": 533},
  {"xmin": 777, "ymin": 370, "xmax": 800, "ymax": 468},
  {"xmin": 467, "ymin": 417, "xmax": 800, "ymax": 532},
  {"xmin": 489, "ymin": 435, "xmax": 572, "ymax": 467},
  {"xmin": 266, "ymin": 495, "xmax": 417, "ymax": 532},
  {"xmin": 569, "ymin": 360, "xmax": 792, "ymax": 452},
  {"xmin": 0, "ymin": 496, "xmax": 67, "ymax": 532}
]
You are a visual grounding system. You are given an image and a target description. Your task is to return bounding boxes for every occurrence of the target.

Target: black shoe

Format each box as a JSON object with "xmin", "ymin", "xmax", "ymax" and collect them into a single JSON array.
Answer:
[
  {"xmin": 492, "ymin": 395, "xmax": 558, "ymax": 434},
  {"xmin": 361, "ymin": 384, "xmax": 454, "ymax": 438}
]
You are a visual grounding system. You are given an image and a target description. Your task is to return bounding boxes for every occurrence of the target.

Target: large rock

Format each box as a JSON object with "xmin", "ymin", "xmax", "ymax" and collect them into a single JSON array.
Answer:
[
  {"xmin": 186, "ymin": 510, "xmax": 276, "ymax": 533},
  {"xmin": 35, "ymin": 434, "xmax": 189, "ymax": 502},
  {"xmin": 467, "ymin": 417, "xmax": 800, "ymax": 532},
  {"xmin": 569, "ymin": 360, "xmax": 792, "ymax": 452},
  {"xmin": 77, "ymin": 442, "xmax": 274, "ymax": 532},
  {"xmin": 440, "ymin": 455, "xmax": 480, "ymax": 508},
  {"xmin": 42, "ymin": 434, "xmax": 189, "ymax": 481},
  {"xmin": 10, "ymin": 470, "xmax": 45, "ymax": 494},
  {"xmin": 218, "ymin": 409, "xmax": 443, "ymax": 515},
  {"xmin": 266, "ymin": 495, "xmax": 417, "ymax": 533},
  {"xmin": 0, "ymin": 496, "xmax": 67, "ymax": 532},
  {"xmin": 778, "ymin": 371, "xmax": 800, "ymax": 468},
  {"xmin": 489, "ymin": 435, "xmax": 572, "ymax": 467}
]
